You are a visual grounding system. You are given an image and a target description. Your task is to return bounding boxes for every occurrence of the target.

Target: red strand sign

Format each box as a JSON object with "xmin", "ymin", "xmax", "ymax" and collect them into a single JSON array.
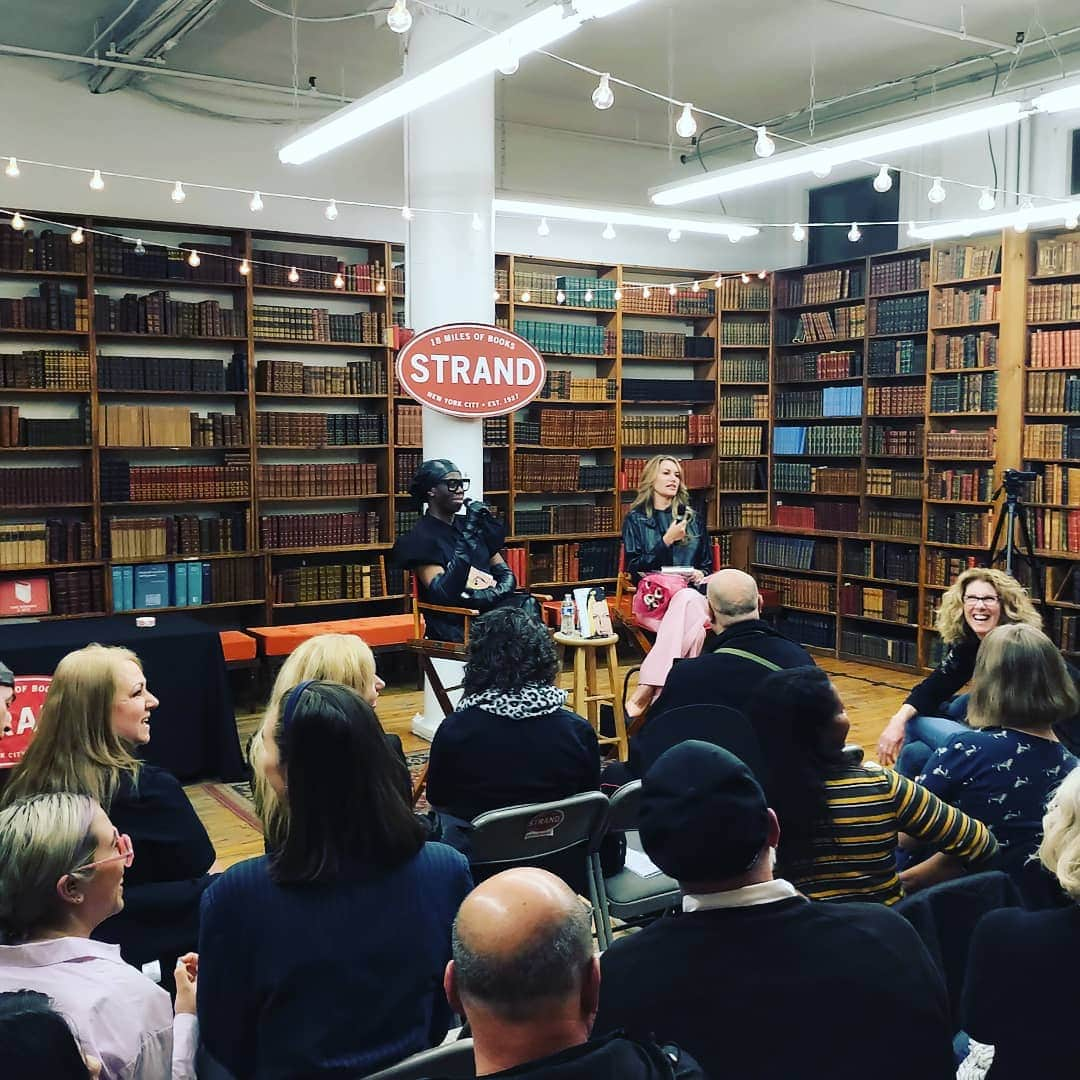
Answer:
[{"xmin": 395, "ymin": 323, "xmax": 546, "ymax": 418}]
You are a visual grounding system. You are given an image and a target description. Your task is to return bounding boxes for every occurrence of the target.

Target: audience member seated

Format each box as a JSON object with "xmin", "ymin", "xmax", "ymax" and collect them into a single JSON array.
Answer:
[
  {"xmin": 913, "ymin": 624, "xmax": 1078, "ymax": 906},
  {"xmin": 0, "ymin": 793, "xmax": 197, "ymax": 1079},
  {"xmin": 622, "ymin": 456, "xmax": 717, "ymax": 718},
  {"xmin": 0, "ymin": 645, "xmax": 216, "ymax": 970},
  {"xmin": 961, "ymin": 765, "xmax": 1080, "ymax": 1078},
  {"xmin": 0, "ymin": 659, "xmax": 13, "ymax": 739},
  {"xmin": 440, "ymin": 866, "xmax": 705, "ymax": 1079},
  {"xmin": 392, "ymin": 459, "xmax": 515, "ymax": 643},
  {"xmin": 0, "ymin": 990, "xmax": 100, "ymax": 1079},
  {"xmin": 248, "ymin": 632, "xmax": 405, "ymax": 849},
  {"xmin": 877, "ymin": 569, "xmax": 1043, "ymax": 772},
  {"xmin": 593, "ymin": 741, "xmax": 955, "ymax": 1080},
  {"xmin": 748, "ymin": 666, "xmax": 998, "ymax": 903},
  {"xmin": 426, "ymin": 608, "xmax": 600, "ymax": 841},
  {"xmin": 198, "ymin": 680, "xmax": 472, "ymax": 1079}
]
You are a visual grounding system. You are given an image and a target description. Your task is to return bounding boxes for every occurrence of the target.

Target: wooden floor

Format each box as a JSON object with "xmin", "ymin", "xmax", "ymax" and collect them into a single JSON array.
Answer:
[{"xmin": 187, "ymin": 655, "xmax": 921, "ymax": 871}]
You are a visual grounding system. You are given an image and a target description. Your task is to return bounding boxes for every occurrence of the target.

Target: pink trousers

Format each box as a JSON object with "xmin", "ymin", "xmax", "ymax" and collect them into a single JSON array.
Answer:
[{"xmin": 637, "ymin": 573, "xmax": 719, "ymax": 688}]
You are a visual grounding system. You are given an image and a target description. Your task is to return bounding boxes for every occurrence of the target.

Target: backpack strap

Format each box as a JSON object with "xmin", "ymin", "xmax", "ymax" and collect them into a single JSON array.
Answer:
[{"xmin": 714, "ymin": 647, "xmax": 782, "ymax": 672}]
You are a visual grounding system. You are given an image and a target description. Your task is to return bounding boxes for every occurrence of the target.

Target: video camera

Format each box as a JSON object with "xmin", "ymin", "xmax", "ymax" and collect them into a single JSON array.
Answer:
[{"xmin": 1002, "ymin": 468, "xmax": 1037, "ymax": 498}]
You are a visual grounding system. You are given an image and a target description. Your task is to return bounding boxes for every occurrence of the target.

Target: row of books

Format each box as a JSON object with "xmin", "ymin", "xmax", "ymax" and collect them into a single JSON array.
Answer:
[
  {"xmin": 1026, "ymin": 371, "xmax": 1080, "ymax": 413},
  {"xmin": 1027, "ymin": 283, "xmax": 1080, "ymax": 322},
  {"xmin": 514, "ymin": 453, "xmax": 581, "ymax": 492},
  {"xmin": 778, "ymin": 304, "xmax": 866, "ymax": 345},
  {"xmin": 717, "ymin": 425, "xmax": 765, "ymax": 456},
  {"xmin": 925, "ymin": 428, "xmax": 996, "ymax": 458},
  {"xmin": 773, "ymin": 424, "xmax": 862, "ymax": 456},
  {"xmin": 513, "ymin": 319, "xmax": 606, "ymax": 356},
  {"xmin": 513, "ymin": 506, "xmax": 614, "ymax": 536},
  {"xmin": 256, "ymin": 412, "xmax": 386, "ymax": 447},
  {"xmin": 111, "ymin": 559, "xmax": 260, "ymax": 611},
  {"xmin": 1035, "ymin": 235, "xmax": 1080, "ymax": 276},
  {"xmin": 532, "ymin": 409, "xmax": 615, "ymax": 448},
  {"xmin": 870, "ymin": 256, "xmax": 929, "ymax": 296},
  {"xmin": 933, "ymin": 285, "xmax": 999, "ymax": 326},
  {"xmin": 773, "ymin": 501, "xmax": 860, "ymax": 531},
  {"xmin": 932, "ymin": 330, "xmax": 998, "ymax": 370},
  {"xmin": 394, "ymin": 509, "xmax": 420, "ymax": 536},
  {"xmin": 254, "ymin": 358, "xmax": 387, "ymax": 395},
  {"xmin": 1027, "ymin": 508, "xmax": 1080, "ymax": 554},
  {"xmin": 841, "ymin": 629, "xmax": 917, "ymax": 666},
  {"xmin": 621, "ymin": 288, "xmax": 715, "ymax": 318},
  {"xmin": 272, "ymin": 562, "xmax": 390, "ymax": 604},
  {"xmin": 251, "ymin": 305, "xmax": 384, "ymax": 344},
  {"xmin": 719, "ymin": 391, "xmax": 769, "ymax": 419},
  {"xmin": 0, "ymin": 225, "xmax": 87, "ymax": 273},
  {"xmin": 99, "ymin": 353, "xmax": 247, "ymax": 392},
  {"xmin": 719, "ymin": 278, "xmax": 769, "ymax": 310},
  {"xmin": 1, "ymin": 464, "xmax": 91, "ymax": 505},
  {"xmin": 869, "ymin": 338, "xmax": 925, "ymax": 375},
  {"xmin": 1049, "ymin": 611, "xmax": 1080, "ymax": 653},
  {"xmin": 621, "ymin": 457, "xmax": 712, "ymax": 490},
  {"xmin": 621, "ymin": 413, "xmax": 716, "ymax": 446},
  {"xmin": 775, "ymin": 386, "xmax": 863, "ymax": 419},
  {"xmin": 252, "ymin": 248, "xmax": 386, "ymax": 292},
  {"xmin": 925, "ymin": 550, "xmax": 983, "ymax": 586},
  {"xmin": 865, "ymin": 509, "xmax": 922, "ymax": 539},
  {"xmin": 1023, "ymin": 423, "xmax": 1080, "ymax": 460},
  {"xmin": 51, "ymin": 567, "xmax": 106, "ymax": 617},
  {"xmin": 483, "ymin": 417, "xmax": 509, "ymax": 446},
  {"xmin": 870, "ymin": 295, "xmax": 928, "ymax": 335},
  {"xmin": 0, "ymin": 283, "xmax": 88, "ymax": 332},
  {"xmin": 719, "ymin": 320, "xmax": 769, "ymax": 347},
  {"xmin": 0, "ymin": 348, "xmax": 91, "ymax": 390},
  {"xmin": 394, "ymin": 404, "xmax": 422, "ymax": 446},
  {"xmin": 579, "ymin": 465, "xmax": 616, "ymax": 489},
  {"xmin": 1030, "ymin": 329, "xmax": 1080, "ymax": 368},
  {"xmin": 1027, "ymin": 464, "xmax": 1080, "ymax": 505},
  {"xmin": 101, "ymin": 404, "xmax": 247, "ymax": 448},
  {"xmin": 757, "ymin": 571, "xmax": 836, "ymax": 613},
  {"xmin": 95, "ymin": 291, "xmax": 244, "ymax": 338},
  {"xmin": 0, "ymin": 407, "xmax": 88, "ymax": 447},
  {"xmin": 623, "ymin": 330, "xmax": 716, "ymax": 358},
  {"xmin": 105, "ymin": 512, "xmax": 248, "ymax": 559},
  {"xmin": 929, "ymin": 371, "xmax": 997, "ymax": 413},
  {"xmin": 101, "ymin": 460, "xmax": 251, "ymax": 502},
  {"xmin": 753, "ymin": 534, "xmax": 834, "ymax": 572},
  {"xmin": 843, "ymin": 539, "xmax": 920, "ymax": 582},
  {"xmin": 776, "ymin": 267, "xmax": 864, "ymax": 307},
  {"xmin": 867, "ymin": 384, "xmax": 925, "ymax": 416},
  {"xmin": 933, "ymin": 243, "xmax": 1000, "ymax": 282},
  {"xmin": 926, "ymin": 509, "xmax": 992, "ymax": 546},
  {"xmin": 720, "ymin": 355, "xmax": 768, "ymax": 382},
  {"xmin": 0, "ymin": 519, "xmax": 93, "ymax": 568},
  {"xmin": 718, "ymin": 498, "xmax": 768, "ymax": 528},
  {"xmin": 773, "ymin": 463, "xmax": 860, "ymax": 495},
  {"xmin": 544, "ymin": 373, "xmax": 617, "ymax": 401},
  {"xmin": 259, "ymin": 510, "xmax": 382, "ymax": 549},
  {"xmin": 94, "ymin": 237, "xmax": 241, "ymax": 282},
  {"xmin": 775, "ymin": 349, "xmax": 861, "ymax": 383},
  {"xmin": 625, "ymin": 378, "xmax": 713, "ymax": 403},
  {"xmin": 256, "ymin": 463, "xmax": 380, "ymax": 498},
  {"xmin": 778, "ymin": 610, "xmax": 835, "ymax": 648},
  {"xmin": 530, "ymin": 539, "xmax": 619, "ymax": 583},
  {"xmin": 927, "ymin": 465, "xmax": 995, "ymax": 502},
  {"xmin": 865, "ymin": 467, "xmax": 922, "ymax": 498},
  {"xmin": 484, "ymin": 458, "xmax": 510, "ymax": 490},
  {"xmin": 838, "ymin": 582, "xmax": 915, "ymax": 624},
  {"xmin": 869, "ymin": 423, "xmax": 923, "ymax": 456}
]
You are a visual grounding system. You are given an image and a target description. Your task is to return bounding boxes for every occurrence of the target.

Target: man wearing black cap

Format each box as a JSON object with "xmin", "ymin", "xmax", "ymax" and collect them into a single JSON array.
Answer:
[
  {"xmin": 0, "ymin": 660, "xmax": 14, "ymax": 738},
  {"xmin": 593, "ymin": 741, "xmax": 955, "ymax": 1080}
]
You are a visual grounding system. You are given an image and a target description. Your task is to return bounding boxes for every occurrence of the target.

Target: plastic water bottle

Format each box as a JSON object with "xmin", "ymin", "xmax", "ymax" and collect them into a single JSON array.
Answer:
[{"xmin": 560, "ymin": 595, "xmax": 576, "ymax": 635}]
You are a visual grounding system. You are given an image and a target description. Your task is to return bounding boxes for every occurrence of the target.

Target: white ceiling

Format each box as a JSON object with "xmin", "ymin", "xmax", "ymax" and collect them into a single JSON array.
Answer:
[{"xmin": 2, "ymin": 0, "xmax": 1079, "ymax": 150}]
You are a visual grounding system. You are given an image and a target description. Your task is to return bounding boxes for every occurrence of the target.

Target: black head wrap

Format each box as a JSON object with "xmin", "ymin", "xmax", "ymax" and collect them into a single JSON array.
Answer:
[{"xmin": 409, "ymin": 458, "xmax": 460, "ymax": 509}]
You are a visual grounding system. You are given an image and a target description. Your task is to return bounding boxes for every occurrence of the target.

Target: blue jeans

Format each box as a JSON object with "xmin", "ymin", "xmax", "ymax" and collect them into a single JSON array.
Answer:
[{"xmin": 895, "ymin": 698, "xmax": 969, "ymax": 779}]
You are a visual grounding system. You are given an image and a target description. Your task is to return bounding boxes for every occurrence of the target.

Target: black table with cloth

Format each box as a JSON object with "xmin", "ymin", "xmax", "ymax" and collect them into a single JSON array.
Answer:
[{"xmin": 0, "ymin": 613, "xmax": 245, "ymax": 781}]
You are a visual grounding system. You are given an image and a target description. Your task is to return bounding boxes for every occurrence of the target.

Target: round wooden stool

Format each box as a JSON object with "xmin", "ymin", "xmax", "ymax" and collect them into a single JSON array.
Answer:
[{"xmin": 554, "ymin": 632, "xmax": 628, "ymax": 761}]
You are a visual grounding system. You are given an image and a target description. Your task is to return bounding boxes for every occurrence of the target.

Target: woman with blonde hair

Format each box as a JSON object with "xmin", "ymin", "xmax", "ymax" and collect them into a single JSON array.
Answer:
[
  {"xmin": 876, "ymin": 567, "xmax": 1044, "ymax": 773},
  {"xmin": 0, "ymin": 644, "xmax": 215, "ymax": 971},
  {"xmin": 622, "ymin": 455, "xmax": 718, "ymax": 717},
  {"xmin": 0, "ymin": 792, "xmax": 197, "ymax": 1079},
  {"xmin": 961, "ymin": 767, "xmax": 1080, "ymax": 1077},
  {"xmin": 249, "ymin": 633, "xmax": 406, "ymax": 849}
]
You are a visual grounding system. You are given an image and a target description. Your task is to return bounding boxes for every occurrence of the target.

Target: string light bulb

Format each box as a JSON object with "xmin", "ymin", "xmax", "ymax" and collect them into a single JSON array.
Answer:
[
  {"xmin": 602, "ymin": 222, "xmax": 615, "ymax": 240},
  {"xmin": 872, "ymin": 165, "xmax": 892, "ymax": 193},
  {"xmin": 288, "ymin": 266, "xmax": 300, "ymax": 283},
  {"xmin": 498, "ymin": 50, "xmax": 519, "ymax": 76},
  {"xmin": 792, "ymin": 222, "xmax": 806, "ymax": 242},
  {"xmin": 675, "ymin": 103, "xmax": 697, "ymax": 139},
  {"xmin": 584, "ymin": 288, "xmax": 594, "ymax": 302},
  {"xmin": 521, "ymin": 290, "xmax": 531, "ymax": 302},
  {"xmin": 556, "ymin": 289, "xmax": 566, "ymax": 304},
  {"xmin": 667, "ymin": 228, "xmax": 681, "ymax": 243},
  {"xmin": 334, "ymin": 273, "xmax": 345, "ymax": 289},
  {"xmin": 978, "ymin": 187, "xmax": 995, "ymax": 212},
  {"xmin": 239, "ymin": 259, "xmax": 250, "ymax": 276},
  {"xmin": 376, "ymin": 279, "xmax": 386, "ymax": 293},
  {"xmin": 10, "ymin": 211, "xmax": 24, "ymax": 230},
  {"xmin": 740, "ymin": 272, "xmax": 750, "ymax": 284},
  {"xmin": 187, "ymin": 250, "xmax": 201, "ymax": 267},
  {"xmin": 847, "ymin": 221, "xmax": 862, "ymax": 243},
  {"xmin": 754, "ymin": 126, "xmax": 775, "ymax": 158},
  {"xmin": 728, "ymin": 232, "xmax": 741, "ymax": 244},
  {"xmin": 4, "ymin": 157, "xmax": 18, "ymax": 178},
  {"xmin": 668, "ymin": 283, "xmax": 677, "ymax": 296},
  {"xmin": 171, "ymin": 181, "xmax": 186, "ymax": 203},
  {"xmin": 249, "ymin": 190, "xmax": 264, "ymax": 212},
  {"xmin": 1067, "ymin": 213, "xmax": 1080, "ymax": 230},
  {"xmin": 537, "ymin": 217, "xmax": 550, "ymax": 237},
  {"xmin": 591, "ymin": 73, "xmax": 614, "ymax": 110},
  {"xmin": 691, "ymin": 280, "xmax": 700, "ymax": 292},
  {"xmin": 613, "ymin": 287, "xmax": 622, "ymax": 301},
  {"xmin": 1015, "ymin": 196, "xmax": 1033, "ymax": 234},
  {"xmin": 89, "ymin": 169, "xmax": 105, "ymax": 191},
  {"xmin": 324, "ymin": 199, "xmax": 339, "ymax": 221},
  {"xmin": 493, "ymin": 289, "xmax": 501, "ymax": 301},
  {"xmin": 642, "ymin": 286, "xmax": 651, "ymax": 299},
  {"xmin": 134, "ymin": 239, "xmax": 146, "ymax": 256},
  {"xmin": 70, "ymin": 226, "xmax": 85, "ymax": 245},
  {"xmin": 387, "ymin": 0, "xmax": 412, "ymax": 34},
  {"xmin": 471, "ymin": 212, "xmax": 483, "ymax": 231},
  {"xmin": 812, "ymin": 163, "xmax": 832, "ymax": 179},
  {"xmin": 401, "ymin": 205, "xmax": 414, "ymax": 221},
  {"xmin": 758, "ymin": 270, "xmax": 767, "ymax": 280},
  {"xmin": 927, "ymin": 177, "xmax": 947, "ymax": 204}
]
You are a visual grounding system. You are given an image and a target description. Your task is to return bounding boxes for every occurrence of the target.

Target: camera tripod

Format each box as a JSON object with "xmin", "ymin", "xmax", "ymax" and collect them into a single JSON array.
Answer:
[{"xmin": 987, "ymin": 469, "xmax": 1044, "ymax": 606}]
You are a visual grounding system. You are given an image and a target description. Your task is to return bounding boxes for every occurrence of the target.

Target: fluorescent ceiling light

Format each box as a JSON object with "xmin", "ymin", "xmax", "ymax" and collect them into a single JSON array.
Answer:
[
  {"xmin": 280, "ymin": 0, "xmax": 649, "ymax": 164},
  {"xmin": 907, "ymin": 199, "xmax": 1080, "ymax": 241},
  {"xmin": 493, "ymin": 196, "xmax": 758, "ymax": 239},
  {"xmin": 651, "ymin": 99, "xmax": 1025, "ymax": 206},
  {"xmin": 1032, "ymin": 81, "xmax": 1080, "ymax": 115}
]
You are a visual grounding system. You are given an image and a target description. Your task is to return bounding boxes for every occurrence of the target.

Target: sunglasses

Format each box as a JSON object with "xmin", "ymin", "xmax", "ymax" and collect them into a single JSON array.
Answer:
[
  {"xmin": 71, "ymin": 831, "xmax": 135, "ymax": 874},
  {"xmin": 441, "ymin": 478, "xmax": 471, "ymax": 493}
]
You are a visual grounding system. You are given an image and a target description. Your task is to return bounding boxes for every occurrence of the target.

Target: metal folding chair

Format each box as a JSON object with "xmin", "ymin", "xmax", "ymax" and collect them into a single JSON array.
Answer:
[{"xmin": 361, "ymin": 1038, "xmax": 475, "ymax": 1080}]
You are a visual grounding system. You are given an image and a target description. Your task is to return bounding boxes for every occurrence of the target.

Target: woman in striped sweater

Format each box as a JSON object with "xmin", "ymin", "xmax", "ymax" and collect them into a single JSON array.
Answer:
[{"xmin": 747, "ymin": 665, "xmax": 998, "ymax": 904}]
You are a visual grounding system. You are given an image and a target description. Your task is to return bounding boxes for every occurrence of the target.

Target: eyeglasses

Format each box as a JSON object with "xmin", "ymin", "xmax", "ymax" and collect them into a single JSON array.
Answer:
[
  {"xmin": 441, "ymin": 478, "xmax": 471, "ymax": 493},
  {"xmin": 963, "ymin": 595, "xmax": 1000, "ymax": 607},
  {"xmin": 71, "ymin": 831, "xmax": 134, "ymax": 874}
]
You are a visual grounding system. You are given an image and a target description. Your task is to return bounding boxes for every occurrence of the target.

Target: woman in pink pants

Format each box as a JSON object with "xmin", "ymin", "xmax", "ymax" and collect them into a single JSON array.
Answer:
[{"xmin": 621, "ymin": 456, "xmax": 716, "ymax": 717}]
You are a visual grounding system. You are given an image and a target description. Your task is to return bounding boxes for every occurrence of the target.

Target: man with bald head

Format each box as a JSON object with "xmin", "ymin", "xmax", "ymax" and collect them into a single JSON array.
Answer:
[
  {"xmin": 626, "ymin": 569, "xmax": 813, "ymax": 777},
  {"xmin": 441, "ymin": 868, "xmax": 704, "ymax": 1079}
]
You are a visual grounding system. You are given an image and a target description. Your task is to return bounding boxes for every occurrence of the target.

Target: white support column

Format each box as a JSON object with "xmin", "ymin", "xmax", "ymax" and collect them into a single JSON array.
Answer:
[{"xmin": 403, "ymin": 9, "xmax": 496, "ymax": 738}]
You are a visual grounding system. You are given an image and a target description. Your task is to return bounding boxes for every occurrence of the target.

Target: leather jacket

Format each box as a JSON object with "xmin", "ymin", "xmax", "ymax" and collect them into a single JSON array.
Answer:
[{"xmin": 622, "ymin": 506, "xmax": 712, "ymax": 583}]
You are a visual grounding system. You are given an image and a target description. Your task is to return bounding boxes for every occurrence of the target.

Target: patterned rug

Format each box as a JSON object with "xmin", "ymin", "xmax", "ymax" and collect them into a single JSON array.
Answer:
[{"xmin": 199, "ymin": 748, "xmax": 432, "ymax": 829}]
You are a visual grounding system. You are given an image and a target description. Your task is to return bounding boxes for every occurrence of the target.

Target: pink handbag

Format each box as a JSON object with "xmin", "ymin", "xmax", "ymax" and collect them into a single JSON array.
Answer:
[{"xmin": 631, "ymin": 572, "xmax": 689, "ymax": 630}]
